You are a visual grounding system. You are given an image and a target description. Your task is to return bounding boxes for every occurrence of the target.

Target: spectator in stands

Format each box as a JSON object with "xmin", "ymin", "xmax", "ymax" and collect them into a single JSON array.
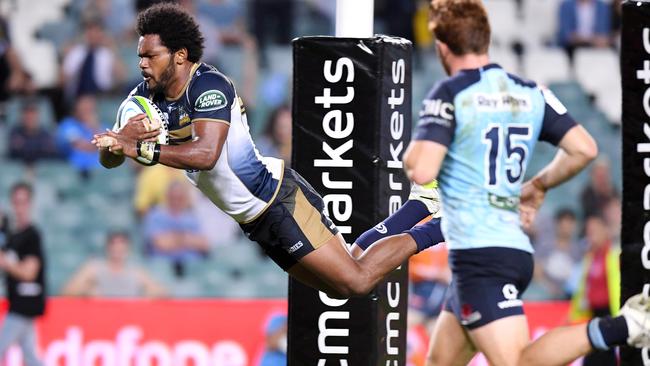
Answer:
[
  {"xmin": 143, "ymin": 181, "xmax": 210, "ymax": 277},
  {"xmin": 134, "ymin": 150, "xmax": 242, "ymax": 247},
  {"xmin": 533, "ymin": 208, "xmax": 581, "ymax": 300},
  {"xmin": 610, "ymin": 0, "xmax": 622, "ymax": 47},
  {"xmin": 250, "ymin": 0, "xmax": 295, "ymax": 68},
  {"xmin": 61, "ymin": 15, "xmax": 126, "ymax": 106},
  {"xmin": 302, "ymin": 0, "xmax": 335, "ymax": 36},
  {"xmin": 190, "ymin": 190, "xmax": 242, "ymax": 249},
  {"xmin": 256, "ymin": 105, "xmax": 292, "ymax": 165},
  {"xmin": 83, "ymin": 0, "xmax": 136, "ymax": 41},
  {"xmin": 376, "ymin": 0, "xmax": 417, "ymax": 44},
  {"xmin": 569, "ymin": 215, "xmax": 620, "ymax": 366},
  {"xmin": 0, "ymin": 16, "xmax": 34, "ymax": 123},
  {"xmin": 8, "ymin": 100, "xmax": 59, "ymax": 165},
  {"xmin": 602, "ymin": 197, "xmax": 621, "ymax": 246},
  {"xmin": 580, "ymin": 156, "xmax": 619, "ymax": 218},
  {"xmin": 258, "ymin": 313, "xmax": 287, "ymax": 366},
  {"xmin": 0, "ymin": 207, "xmax": 8, "ymax": 248},
  {"xmin": 557, "ymin": 0, "xmax": 612, "ymax": 63},
  {"xmin": 179, "ymin": 0, "xmax": 259, "ymax": 107},
  {"xmin": 56, "ymin": 95, "xmax": 103, "ymax": 178},
  {"xmin": 62, "ymin": 231, "xmax": 166, "ymax": 298},
  {"xmin": 0, "ymin": 183, "xmax": 46, "ymax": 366},
  {"xmin": 134, "ymin": 164, "xmax": 186, "ymax": 219}
]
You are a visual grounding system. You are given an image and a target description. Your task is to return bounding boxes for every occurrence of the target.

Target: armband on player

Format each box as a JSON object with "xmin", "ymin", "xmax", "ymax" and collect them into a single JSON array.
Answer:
[{"xmin": 137, "ymin": 141, "xmax": 161, "ymax": 164}]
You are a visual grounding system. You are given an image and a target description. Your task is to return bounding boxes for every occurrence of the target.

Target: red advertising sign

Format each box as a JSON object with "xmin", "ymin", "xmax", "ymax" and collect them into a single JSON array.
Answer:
[
  {"xmin": 0, "ymin": 299, "xmax": 573, "ymax": 366},
  {"xmin": 1, "ymin": 299, "xmax": 287, "ymax": 366}
]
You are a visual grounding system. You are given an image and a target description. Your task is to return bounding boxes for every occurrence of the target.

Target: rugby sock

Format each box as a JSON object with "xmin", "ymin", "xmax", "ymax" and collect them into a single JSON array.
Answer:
[
  {"xmin": 587, "ymin": 316, "xmax": 629, "ymax": 350},
  {"xmin": 406, "ymin": 217, "xmax": 444, "ymax": 253},
  {"xmin": 354, "ymin": 200, "xmax": 431, "ymax": 251}
]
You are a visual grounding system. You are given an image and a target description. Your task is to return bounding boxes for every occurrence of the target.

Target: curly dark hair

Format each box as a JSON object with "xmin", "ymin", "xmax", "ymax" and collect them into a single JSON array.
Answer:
[{"xmin": 136, "ymin": 3, "xmax": 205, "ymax": 63}]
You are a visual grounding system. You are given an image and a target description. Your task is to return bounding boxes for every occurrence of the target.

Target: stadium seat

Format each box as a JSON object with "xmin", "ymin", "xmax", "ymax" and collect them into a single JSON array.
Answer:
[
  {"xmin": 521, "ymin": 0, "xmax": 562, "ymax": 48},
  {"xmin": 0, "ymin": 160, "xmax": 26, "ymax": 195},
  {"xmin": 216, "ymin": 46, "xmax": 245, "ymax": 87},
  {"xmin": 595, "ymin": 83, "xmax": 622, "ymax": 125},
  {"xmin": 483, "ymin": 0, "xmax": 520, "ymax": 48},
  {"xmin": 145, "ymin": 257, "xmax": 178, "ymax": 288},
  {"xmin": 523, "ymin": 48, "xmax": 571, "ymax": 85},
  {"xmin": 266, "ymin": 45, "xmax": 293, "ymax": 76},
  {"xmin": 35, "ymin": 161, "xmax": 79, "ymax": 185},
  {"xmin": 8, "ymin": 0, "xmax": 66, "ymax": 88},
  {"xmin": 548, "ymin": 81, "xmax": 591, "ymax": 112},
  {"xmin": 489, "ymin": 47, "xmax": 520, "ymax": 75},
  {"xmin": 574, "ymin": 49, "xmax": 620, "ymax": 124},
  {"xmin": 97, "ymin": 97, "xmax": 123, "ymax": 128}
]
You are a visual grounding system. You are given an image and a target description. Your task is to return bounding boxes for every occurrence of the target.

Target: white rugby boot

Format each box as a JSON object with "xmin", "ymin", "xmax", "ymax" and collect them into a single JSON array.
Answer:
[
  {"xmin": 621, "ymin": 294, "xmax": 650, "ymax": 348},
  {"xmin": 408, "ymin": 181, "xmax": 442, "ymax": 218}
]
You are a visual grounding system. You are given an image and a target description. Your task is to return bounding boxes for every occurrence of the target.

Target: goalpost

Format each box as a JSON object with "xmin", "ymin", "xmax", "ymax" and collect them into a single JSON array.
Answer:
[{"xmin": 335, "ymin": 0, "xmax": 374, "ymax": 38}]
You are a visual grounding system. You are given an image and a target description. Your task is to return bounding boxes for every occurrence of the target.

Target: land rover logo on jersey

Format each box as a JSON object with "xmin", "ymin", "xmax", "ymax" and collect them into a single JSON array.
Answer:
[{"xmin": 195, "ymin": 90, "xmax": 227, "ymax": 112}]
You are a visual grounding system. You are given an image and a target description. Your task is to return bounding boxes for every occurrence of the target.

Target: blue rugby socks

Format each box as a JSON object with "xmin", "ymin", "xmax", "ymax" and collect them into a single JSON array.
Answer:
[
  {"xmin": 587, "ymin": 316, "xmax": 629, "ymax": 350},
  {"xmin": 406, "ymin": 217, "xmax": 444, "ymax": 252},
  {"xmin": 354, "ymin": 200, "xmax": 431, "ymax": 251}
]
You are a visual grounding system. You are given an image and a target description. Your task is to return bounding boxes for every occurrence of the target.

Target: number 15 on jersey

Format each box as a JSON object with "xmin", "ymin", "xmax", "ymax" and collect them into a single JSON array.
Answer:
[{"xmin": 482, "ymin": 124, "xmax": 532, "ymax": 187}]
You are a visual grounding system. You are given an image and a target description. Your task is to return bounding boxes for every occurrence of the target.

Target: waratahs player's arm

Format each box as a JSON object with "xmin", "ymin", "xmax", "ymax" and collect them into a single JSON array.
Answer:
[
  {"xmin": 527, "ymin": 87, "xmax": 598, "ymax": 191},
  {"xmin": 404, "ymin": 82, "xmax": 456, "ymax": 184}
]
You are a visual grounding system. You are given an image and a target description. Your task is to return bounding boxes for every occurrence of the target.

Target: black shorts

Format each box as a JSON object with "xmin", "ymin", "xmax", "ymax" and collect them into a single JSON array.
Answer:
[
  {"xmin": 240, "ymin": 168, "xmax": 339, "ymax": 271},
  {"xmin": 443, "ymin": 247, "xmax": 533, "ymax": 330}
]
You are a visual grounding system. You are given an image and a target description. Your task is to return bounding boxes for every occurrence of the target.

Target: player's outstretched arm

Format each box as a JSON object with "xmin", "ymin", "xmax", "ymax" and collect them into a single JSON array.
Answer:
[
  {"xmin": 102, "ymin": 120, "xmax": 229, "ymax": 171},
  {"xmin": 529, "ymin": 124, "xmax": 598, "ymax": 191},
  {"xmin": 155, "ymin": 121, "xmax": 228, "ymax": 170}
]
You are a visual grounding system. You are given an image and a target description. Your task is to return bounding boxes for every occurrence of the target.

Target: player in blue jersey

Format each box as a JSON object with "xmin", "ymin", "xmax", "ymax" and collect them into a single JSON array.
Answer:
[
  {"xmin": 92, "ymin": 3, "xmax": 444, "ymax": 299},
  {"xmin": 403, "ymin": 1, "xmax": 650, "ymax": 365}
]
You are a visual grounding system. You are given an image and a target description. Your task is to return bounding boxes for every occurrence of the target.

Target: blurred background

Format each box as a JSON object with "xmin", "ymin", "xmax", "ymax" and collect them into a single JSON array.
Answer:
[{"xmin": 0, "ymin": 0, "xmax": 622, "ymax": 364}]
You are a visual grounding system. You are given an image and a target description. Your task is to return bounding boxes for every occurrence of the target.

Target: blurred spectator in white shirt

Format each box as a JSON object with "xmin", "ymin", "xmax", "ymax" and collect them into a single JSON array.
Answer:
[{"xmin": 63, "ymin": 231, "xmax": 166, "ymax": 298}]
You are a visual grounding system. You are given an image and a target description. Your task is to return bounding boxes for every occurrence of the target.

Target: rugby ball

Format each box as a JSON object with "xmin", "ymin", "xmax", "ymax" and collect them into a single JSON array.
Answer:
[{"xmin": 114, "ymin": 95, "xmax": 169, "ymax": 166}]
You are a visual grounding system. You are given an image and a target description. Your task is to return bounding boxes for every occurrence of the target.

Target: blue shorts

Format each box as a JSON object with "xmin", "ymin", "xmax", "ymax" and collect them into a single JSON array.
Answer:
[
  {"xmin": 240, "ymin": 168, "xmax": 339, "ymax": 271},
  {"xmin": 443, "ymin": 247, "xmax": 533, "ymax": 330}
]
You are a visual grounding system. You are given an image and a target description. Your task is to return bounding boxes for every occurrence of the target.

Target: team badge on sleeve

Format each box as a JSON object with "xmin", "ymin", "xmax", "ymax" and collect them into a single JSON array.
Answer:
[{"xmin": 195, "ymin": 90, "xmax": 228, "ymax": 112}]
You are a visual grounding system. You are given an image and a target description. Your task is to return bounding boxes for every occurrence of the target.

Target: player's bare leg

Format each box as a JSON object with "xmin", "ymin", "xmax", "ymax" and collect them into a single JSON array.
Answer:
[
  {"xmin": 468, "ymin": 315, "xmax": 529, "ymax": 366},
  {"xmin": 517, "ymin": 324, "xmax": 591, "ymax": 366},
  {"xmin": 285, "ymin": 180, "xmax": 443, "ymax": 297},
  {"xmin": 286, "ymin": 261, "xmax": 341, "ymax": 295},
  {"xmin": 426, "ymin": 310, "xmax": 476, "ymax": 366},
  {"xmin": 519, "ymin": 294, "xmax": 650, "ymax": 366},
  {"xmin": 292, "ymin": 232, "xmax": 419, "ymax": 298}
]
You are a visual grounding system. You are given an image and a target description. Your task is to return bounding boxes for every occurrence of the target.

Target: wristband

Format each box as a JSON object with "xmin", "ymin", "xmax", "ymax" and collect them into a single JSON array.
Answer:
[{"xmin": 137, "ymin": 141, "xmax": 160, "ymax": 163}]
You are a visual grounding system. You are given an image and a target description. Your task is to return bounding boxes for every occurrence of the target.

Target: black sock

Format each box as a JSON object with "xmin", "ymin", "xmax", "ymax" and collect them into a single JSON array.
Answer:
[{"xmin": 587, "ymin": 316, "xmax": 629, "ymax": 350}]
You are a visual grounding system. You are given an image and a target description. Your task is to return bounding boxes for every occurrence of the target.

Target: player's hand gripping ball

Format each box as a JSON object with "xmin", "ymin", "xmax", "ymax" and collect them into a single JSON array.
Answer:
[{"xmin": 97, "ymin": 96, "xmax": 169, "ymax": 165}]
